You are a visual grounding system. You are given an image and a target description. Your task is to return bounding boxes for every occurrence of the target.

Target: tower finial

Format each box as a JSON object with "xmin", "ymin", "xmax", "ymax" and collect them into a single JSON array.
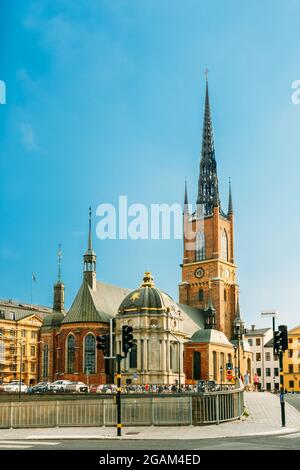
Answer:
[
  {"xmin": 57, "ymin": 243, "xmax": 62, "ymax": 282},
  {"xmin": 184, "ymin": 177, "xmax": 189, "ymax": 211},
  {"xmin": 205, "ymin": 68, "xmax": 209, "ymax": 81},
  {"xmin": 228, "ymin": 177, "xmax": 233, "ymax": 215},
  {"xmin": 88, "ymin": 206, "xmax": 92, "ymax": 251}
]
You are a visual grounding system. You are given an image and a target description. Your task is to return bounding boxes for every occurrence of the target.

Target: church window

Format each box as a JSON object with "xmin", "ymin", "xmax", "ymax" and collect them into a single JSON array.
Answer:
[
  {"xmin": 43, "ymin": 344, "xmax": 49, "ymax": 378},
  {"xmin": 129, "ymin": 343, "xmax": 137, "ymax": 369},
  {"xmin": 221, "ymin": 229, "xmax": 228, "ymax": 261},
  {"xmin": 193, "ymin": 351, "xmax": 201, "ymax": 380},
  {"xmin": 195, "ymin": 232, "xmax": 205, "ymax": 261},
  {"xmin": 67, "ymin": 335, "xmax": 75, "ymax": 373},
  {"xmin": 84, "ymin": 334, "xmax": 96, "ymax": 374},
  {"xmin": 199, "ymin": 289, "xmax": 204, "ymax": 301},
  {"xmin": 213, "ymin": 351, "xmax": 217, "ymax": 381}
]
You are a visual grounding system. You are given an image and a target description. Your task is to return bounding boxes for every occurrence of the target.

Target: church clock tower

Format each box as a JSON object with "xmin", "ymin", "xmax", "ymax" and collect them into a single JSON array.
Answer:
[{"xmin": 179, "ymin": 76, "xmax": 239, "ymax": 340}]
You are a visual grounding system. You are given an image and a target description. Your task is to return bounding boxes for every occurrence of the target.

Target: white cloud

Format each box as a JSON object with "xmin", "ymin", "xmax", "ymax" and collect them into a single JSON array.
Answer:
[{"xmin": 20, "ymin": 122, "xmax": 38, "ymax": 152}]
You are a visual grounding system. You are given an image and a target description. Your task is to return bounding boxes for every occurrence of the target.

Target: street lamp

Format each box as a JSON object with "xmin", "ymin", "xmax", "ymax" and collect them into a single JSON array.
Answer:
[
  {"xmin": 261, "ymin": 311, "xmax": 278, "ymax": 393},
  {"xmin": 220, "ymin": 366, "xmax": 223, "ymax": 390},
  {"xmin": 234, "ymin": 345, "xmax": 237, "ymax": 377}
]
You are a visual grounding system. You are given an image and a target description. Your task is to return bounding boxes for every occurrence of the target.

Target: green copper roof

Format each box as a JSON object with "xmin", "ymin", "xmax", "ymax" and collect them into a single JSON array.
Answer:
[
  {"xmin": 190, "ymin": 328, "xmax": 231, "ymax": 345},
  {"xmin": 61, "ymin": 280, "xmax": 131, "ymax": 325}
]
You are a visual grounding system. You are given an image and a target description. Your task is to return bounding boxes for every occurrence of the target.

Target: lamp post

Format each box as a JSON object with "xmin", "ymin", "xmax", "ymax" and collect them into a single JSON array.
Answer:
[
  {"xmin": 261, "ymin": 311, "xmax": 278, "ymax": 392},
  {"xmin": 220, "ymin": 366, "xmax": 223, "ymax": 390},
  {"xmin": 234, "ymin": 345, "xmax": 237, "ymax": 377}
]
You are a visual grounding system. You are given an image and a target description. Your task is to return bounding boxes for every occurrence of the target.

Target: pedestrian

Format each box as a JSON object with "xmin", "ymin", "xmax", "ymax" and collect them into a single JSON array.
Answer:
[
  {"xmin": 253, "ymin": 373, "xmax": 259, "ymax": 391},
  {"xmin": 244, "ymin": 371, "xmax": 250, "ymax": 391}
]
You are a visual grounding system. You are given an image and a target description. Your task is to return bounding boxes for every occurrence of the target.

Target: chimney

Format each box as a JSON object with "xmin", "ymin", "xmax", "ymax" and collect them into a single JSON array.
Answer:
[{"xmin": 251, "ymin": 324, "xmax": 255, "ymax": 331}]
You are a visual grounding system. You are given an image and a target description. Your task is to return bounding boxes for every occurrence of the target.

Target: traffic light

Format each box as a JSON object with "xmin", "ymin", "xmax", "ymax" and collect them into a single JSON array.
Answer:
[
  {"xmin": 278, "ymin": 325, "xmax": 288, "ymax": 351},
  {"xmin": 122, "ymin": 325, "xmax": 134, "ymax": 355},
  {"xmin": 96, "ymin": 334, "xmax": 109, "ymax": 356},
  {"xmin": 274, "ymin": 325, "xmax": 288, "ymax": 355}
]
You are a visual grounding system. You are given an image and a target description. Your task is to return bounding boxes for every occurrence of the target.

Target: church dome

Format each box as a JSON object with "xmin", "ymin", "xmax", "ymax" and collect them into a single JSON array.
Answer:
[
  {"xmin": 118, "ymin": 272, "xmax": 180, "ymax": 315},
  {"xmin": 190, "ymin": 328, "xmax": 232, "ymax": 346},
  {"xmin": 41, "ymin": 311, "xmax": 65, "ymax": 329}
]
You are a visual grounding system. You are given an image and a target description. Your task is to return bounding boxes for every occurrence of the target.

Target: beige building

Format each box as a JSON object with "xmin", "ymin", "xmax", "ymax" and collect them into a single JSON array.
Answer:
[{"xmin": 0, "ymin": 300, "xmax": 52, "ymax": 385}]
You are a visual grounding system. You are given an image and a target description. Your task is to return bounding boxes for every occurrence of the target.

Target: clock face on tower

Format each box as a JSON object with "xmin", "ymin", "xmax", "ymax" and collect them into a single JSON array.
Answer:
[{"xmin": 194, "ymin": 267, "xmax": 204, "ymax": 279}]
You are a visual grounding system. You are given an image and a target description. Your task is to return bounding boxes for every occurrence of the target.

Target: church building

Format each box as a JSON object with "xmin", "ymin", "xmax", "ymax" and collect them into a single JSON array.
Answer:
[{"xmin": 37, "ymin": 77, "xmax": 252, "ymax": 387}]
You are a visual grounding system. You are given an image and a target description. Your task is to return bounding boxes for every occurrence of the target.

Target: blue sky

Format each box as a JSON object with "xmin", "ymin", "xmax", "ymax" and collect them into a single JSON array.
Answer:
[{"xmin": 0, "ymin": 0, "xmax": 300, "ymax": 329}]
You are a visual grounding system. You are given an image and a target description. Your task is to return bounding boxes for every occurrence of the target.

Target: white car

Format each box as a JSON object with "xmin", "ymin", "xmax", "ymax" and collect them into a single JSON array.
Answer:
[
  {"xmin": 49, "ymin": 380, "xmax": 72, "ymax": 392},
  {"xmin": 5, "ymin": 381, "xmax": 28, "ymax": 393},
  {"xmin": 64, "ymin": 381, "xmax": 88, "ymax": 393}
]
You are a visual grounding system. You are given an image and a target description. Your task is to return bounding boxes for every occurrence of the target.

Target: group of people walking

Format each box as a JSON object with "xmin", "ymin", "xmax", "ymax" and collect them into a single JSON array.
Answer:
[{"xmin": 243, "ymin": 371, "xmax": 260, "ymax": 391}]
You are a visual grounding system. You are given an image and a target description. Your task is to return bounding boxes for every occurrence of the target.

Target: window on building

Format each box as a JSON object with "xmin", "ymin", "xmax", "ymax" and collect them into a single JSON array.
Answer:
[
  {"xmin": 266, "ymin": 368, "xmax": 271, "ymax": 377},
  {"xmin": 31, "ymin": 331, "xmax": 36, "ymax": 339},
  {"xmin": 298, "ymin": 365, "xmax": 300, "ymax": 373},
  {"xmin": 256, "ymin": 368, "xmax": 261, "ymax": 377},
  {"xmin": 30, "ymin": 346, "xmax": 35, "ymax": 356},
  {"xmin": 288, "ymin": 338, "xmax": 292, "ymax": 344},
  {"xmin": 274, "ymin": 368, "xmax": 279, "ymax": 376},
  {"xmin": 21, "ymin": 330, "xmax": 26, "ymax": 338},
  {"xmin": 10, "ymin": 330, "xmax": 15, "ymax": 337},
  {"xmin": 266, "ymin": 383, "xmax": 271, "ymax": 391},
  {"xmin": 288, "ymin": 350, "xmax": 293, "ymax": 358},
  {"xmin": 195, "ymin": 232, "xmax": 205, "ymax": 261},
  {"xmin": 43, "ymin": 344, "xmax": 49, "ymax": 378},
  {"xmin": 275, "ymin": 383, "xmax": 280, "ymax": 390},
  {"xmin": 170, "ymin": 343, "xmax": 174, "ymax": 370},
  {"xmin": 199, "ymin": 289, "xmax": 204, "ymax": 302},
  {"xmin": 67, "ymin": 335, "xmax": 75, "ymax": 373},
  {"xmin": 193, "ymin": 351, "xmax": 201, "ymax": 380},
  {"xmin": 256, "ymin": 353, "xmax": 261, "ymax": 362},
  {"xmin": 224, "ymin": 289, "xmax": 227, "ymax": 302},
  {"xmin": 30, "ymin": 363, "xmax": 35, "ymax": 373},
  {"xmin": 298, "ymin": 350, "xmax": 300, "ymax": 358},
  {"xmin": 129, "ymin": 343, "xmax": 137, "ymax": 369},
  {"xmin": 288, "ymin": 364, "xmax": 294, "ymax": 373},
  {"xmin": 213, "ymin": 351, "xmax": 217, "ymax": 381},
  {"xmin": 256, "ymin": 338, "xmax": 261, "ymax": 346},
  {"xmin": 248, "ymin": 339, "xmax": 253, "ymax": 346},
  {"xmin": 22, "ymin": 362, "xmax": 26, "ymax": 372},
  {"xmin": 289, "ymin": 380, "xmax": 294, "ymax": 389},
  {"xmin": 265, "ymin": 352, "xmax": 271, "ymax": 361},
  {"xmin": 0, "ymin": 310, "xmax": 5, "ymax": 319},
  {"xmin": 84, "ymin": 334, "xmax": 96, "ymax": 374},
  {"xmin": 21, "ymin": 345, "xmax": 25, "ymax": 355},
  {"xmin": 221, "ymin": 229, "xmax": 228, "ymax": 261}
]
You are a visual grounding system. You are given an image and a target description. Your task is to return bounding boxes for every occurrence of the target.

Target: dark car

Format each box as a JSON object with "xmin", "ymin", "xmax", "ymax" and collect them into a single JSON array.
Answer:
[{"xmin": 27, "ymin": 382, "xmax": 51, "ymax": 394}]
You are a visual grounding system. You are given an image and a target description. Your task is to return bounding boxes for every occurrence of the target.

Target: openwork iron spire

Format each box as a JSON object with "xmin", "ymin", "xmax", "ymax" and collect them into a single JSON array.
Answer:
[
  {"xmin": 88, "ymin": 206, "xmax": 92, "ymax": 251},
  {"xmin": 228, "ymin": 177, "xmax": 233, "ymax": 215},
  {"xmin": 57, "ymin": 243, "xmax": 62, "ymax": 282},
  {"xmin": 197, "ymin": 73, "xmax": 220, "ymax": 215},
  {"xmin": 183, "ymin": 177, "xmax": 189, "ymax": 213}
]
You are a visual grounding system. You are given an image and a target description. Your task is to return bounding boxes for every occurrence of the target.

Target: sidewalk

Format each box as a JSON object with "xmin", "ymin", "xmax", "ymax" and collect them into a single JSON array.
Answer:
[{"xmin": 0, "ymin": 392, "xmax": 299, "ymax": 440}]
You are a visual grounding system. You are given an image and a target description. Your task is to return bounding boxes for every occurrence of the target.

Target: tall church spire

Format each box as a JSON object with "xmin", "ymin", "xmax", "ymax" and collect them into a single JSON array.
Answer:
[
  {"xmin": 53, "ymin": 244, "xmax": 65, "ymax": 312},
  {"xmin": 197, "ymin": 72, "xmax": 220, "ymax": 215},
  {"xmin": 184, "ymin": 178, "xmax": 189, "ymax": 213},
  {"xmin": 83, "ymin": 207, "xmax": 97, "ymax": 290},
  {"xmin": 228, "ymin": 177, "xmax": 233, "ymax": 215}
]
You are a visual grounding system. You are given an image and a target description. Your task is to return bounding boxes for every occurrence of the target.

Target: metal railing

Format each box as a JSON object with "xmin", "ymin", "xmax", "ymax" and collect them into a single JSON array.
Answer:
[{"xmin": 0, "ymin": 388, "xmax": 244, "ymax": 428}]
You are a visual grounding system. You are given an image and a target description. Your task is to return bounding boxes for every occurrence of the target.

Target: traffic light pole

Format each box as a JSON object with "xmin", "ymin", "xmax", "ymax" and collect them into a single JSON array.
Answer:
[
  {"xmin": 279, "ymin": 350, "xmax": 286, "ymax": 427},
  {"xmin": 116, "ymin": 354, "xmax": 122, "ymax": 437}
]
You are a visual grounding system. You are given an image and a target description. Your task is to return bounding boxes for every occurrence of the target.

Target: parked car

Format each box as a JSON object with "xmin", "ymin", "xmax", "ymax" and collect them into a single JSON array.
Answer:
[
  {"xmin": 207, "ymin": 380, "xmax": 216, "ymax": 392},
  {"xmin": 64, "ymin": 381, "xmax": 88, "ymax": 393},
  {"xmin": 5, "ymin": 381, "xmax": 28, "ymax": 393},
  {"xmin": 89, "ymin": 384, "xmax": 100, "ymax": 394},
  {"xmin": 48, "ymin": 380, "xmax": 72, "ymax": 392},
  {"xmin": 27, "ymin": 382, "xmax": 52, "ymax": 394}
]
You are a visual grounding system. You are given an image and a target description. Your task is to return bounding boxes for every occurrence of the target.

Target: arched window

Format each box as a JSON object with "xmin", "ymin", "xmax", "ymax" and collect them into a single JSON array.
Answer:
[
  {"xmin": 43, "ymin": 344, "xmax": 49, "ymax": 378},
  {"xmin": 84, "ymin": 334, "xmax": 96, "ymax": 374},
  {"xmin": 224, "ymin": 289, "xmax": 227, "ymax": 301},
  {"xmin": 199, "ymin": 289, "xmax": 204, "ymax": 301},
  {"xmin": 221, "ymin": 229, "xmax": 228, "ymax": 261},
  {"xmin": 213, "ymin": 351, "xmax": 217, "ymax": 381},
  {"xmin": 193, "ymin": 351, "xmax": 201, "ymax": 380},
  {"xmin": 67, "ymin": 335, "xmax": 75, "ymax": 373},
  {"xmin": 129, "ymin": 343, "xmax": 137, "ymax": 369},
  {"xmin": 195, "ymin": 232, "xmax": 205, "ymax": 261}
]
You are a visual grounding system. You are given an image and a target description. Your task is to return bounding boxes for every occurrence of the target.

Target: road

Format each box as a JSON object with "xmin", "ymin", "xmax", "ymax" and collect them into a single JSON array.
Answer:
[
  {"xmin": 0, "ymin": 433, "xmax": 299, "ymax": 450},
  {"xmin": 286, "ymin": 394, "xmax": 300, "ymax": 413}
]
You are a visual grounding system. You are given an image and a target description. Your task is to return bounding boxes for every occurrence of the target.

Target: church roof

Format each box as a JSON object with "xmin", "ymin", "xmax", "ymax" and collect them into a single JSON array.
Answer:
[
  {"xmin": 177, "ymin": 304, "xmax": 205, "ymax": 338},
  {"xmin": 190, "ymin": 328, "xmax": 232, "ymax": 346},
  {"xmin": 118, "ymin": 273, "xmax": 179, "ymax": 315},
  {"xmin": 61, "ymin": 280, "xmax": 131, "ymax": 324},
  {"xmin": 42, "ymin": 311, "xmax": 65, "ymax": 328}
]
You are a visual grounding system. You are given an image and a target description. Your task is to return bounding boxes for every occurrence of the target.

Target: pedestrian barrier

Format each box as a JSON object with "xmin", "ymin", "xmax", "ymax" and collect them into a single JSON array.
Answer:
[{"xmin": 0, "ymin": 388, "xmax": 244, "ymax": 428}]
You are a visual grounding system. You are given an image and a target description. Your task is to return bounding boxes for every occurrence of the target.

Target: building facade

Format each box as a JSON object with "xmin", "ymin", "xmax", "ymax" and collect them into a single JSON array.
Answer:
[
  {"xmin": 283, "ymin": 325, "xmax": 300, "ymax": 392},
  {"xmin": 245, "ymin": 325, "xmax": 279, "ymax": 391},
  {"xmin": 0, "ymin": 300, "xmax": 52, "ymax": 385}
]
